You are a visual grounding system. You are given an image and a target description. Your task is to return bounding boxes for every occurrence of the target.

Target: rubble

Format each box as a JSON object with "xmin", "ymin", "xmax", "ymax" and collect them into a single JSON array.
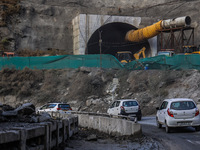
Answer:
[
  {"xmin": 0, "ymin": 103, "xmax": 52, "ymax": 124},
  {"xmin": 66, "ymin": 127, "xmax": 163, "ymax": 150},
  {"xmin": 86, "ymin": 134, "xmax": 97, "ymax": 141}
]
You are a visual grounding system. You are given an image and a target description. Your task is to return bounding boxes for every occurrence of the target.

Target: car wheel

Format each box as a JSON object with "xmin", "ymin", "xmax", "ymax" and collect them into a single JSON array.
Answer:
[
  {"xmin": 195, "ymin": 126, "xmax": 200, "ymax": 132},
  {"xmin": 156, "ymin": 117, "xmax": 162, "ymax": 128},
  {"xmin": 165, "ymin": 123, "xmax": 171, "ymax": 133}
]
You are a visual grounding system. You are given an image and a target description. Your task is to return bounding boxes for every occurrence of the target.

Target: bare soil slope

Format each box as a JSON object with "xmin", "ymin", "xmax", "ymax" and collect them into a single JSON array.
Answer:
[{"xmin": 0, "ymin": 68, "xmax": 199, "ymax": 116}]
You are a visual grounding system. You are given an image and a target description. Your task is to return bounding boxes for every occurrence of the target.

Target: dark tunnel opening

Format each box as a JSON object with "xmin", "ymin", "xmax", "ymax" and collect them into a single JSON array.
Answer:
[{"xmin": 86, "ymin": 22, "xmax": 151, "ymax": 58}]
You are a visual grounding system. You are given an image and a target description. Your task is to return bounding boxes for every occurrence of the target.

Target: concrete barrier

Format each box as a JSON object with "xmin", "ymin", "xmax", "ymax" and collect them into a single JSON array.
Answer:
[
  {"xmin": 0, "ymin": 116, "xmax": 78, "ymax": 150},
  {"xmin": 77, "ymin": 114, "xmax": 141, "ymax": 137},
  {"xmin": 51, "ymin": 111, "xmax": 142, "ymax": 137}
]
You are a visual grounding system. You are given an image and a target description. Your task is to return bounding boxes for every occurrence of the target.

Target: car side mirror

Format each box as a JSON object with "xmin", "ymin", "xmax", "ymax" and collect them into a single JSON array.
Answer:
[{"xmin": 156, "ymin": 107, "xmax": 160, "ymax": 110}]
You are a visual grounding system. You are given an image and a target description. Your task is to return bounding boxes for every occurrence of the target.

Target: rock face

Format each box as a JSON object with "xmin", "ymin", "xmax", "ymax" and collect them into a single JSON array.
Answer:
[{"xmin": 2, "ymin": 0, "xmax": 200, "ymax": 52}]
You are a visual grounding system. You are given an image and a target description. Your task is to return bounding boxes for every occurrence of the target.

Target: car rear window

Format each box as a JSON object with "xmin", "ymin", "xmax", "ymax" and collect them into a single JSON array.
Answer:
[
  {"xmin": 58, "ymin": 104, "xmax": 71, "ymax": 108},
  {"xmin": 122, "ymin": 101, "xmax": 138, "ymax": 107},
  {"xmin": 170, "ymin": 101, "xmax": 196, "ymax": 110}
]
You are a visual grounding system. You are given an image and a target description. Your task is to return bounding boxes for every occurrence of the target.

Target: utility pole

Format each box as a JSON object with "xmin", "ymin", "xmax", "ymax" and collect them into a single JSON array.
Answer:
[{"xmin": 99, "ymin": 30, "xmax": 102, "ymax": 68}]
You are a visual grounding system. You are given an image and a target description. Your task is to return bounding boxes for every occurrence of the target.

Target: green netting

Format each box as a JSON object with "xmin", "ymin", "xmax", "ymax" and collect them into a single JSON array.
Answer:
[
  {"xmin": 1, "ymin": 54, "xmax": 200, "ymax": 70},
  {"xmin": 0, "ymin": 54, "xmax": 124, "ymax": 70},
  {"xmin": 125, "ymin": 54, "xmax": 200, "ymax": 70}
]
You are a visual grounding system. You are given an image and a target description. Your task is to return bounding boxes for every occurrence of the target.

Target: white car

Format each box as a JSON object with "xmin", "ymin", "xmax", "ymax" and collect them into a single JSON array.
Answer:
[
  {"xmin": 156, "ymin": 98, "xmax": 200, "ymax": 133},
  {"xmin": 38, "ymin": 103, "xmax": 72, "ymax": 114},
  {"xmin": 107, "ymin": 99, "xmax": 142, "ymax": 120}
]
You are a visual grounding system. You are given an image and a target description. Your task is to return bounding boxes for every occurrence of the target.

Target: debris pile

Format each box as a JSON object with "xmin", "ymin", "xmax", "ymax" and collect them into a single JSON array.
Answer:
[{"xmin": 0, "ymin": 103, "xmax": 52, "ymax": 123}]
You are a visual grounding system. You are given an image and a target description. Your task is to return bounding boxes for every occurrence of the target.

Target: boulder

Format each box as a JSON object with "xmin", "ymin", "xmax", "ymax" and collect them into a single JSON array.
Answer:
[
  {"xmin": 86, "ymin": 99, "xmax": 92, "ymax": 106},
  {"xmin": 86, "ymin": 134, "xmax": 97, "ymax": 141},
  {"xmin": 38, "ymin": 112, "xmax": 52, "ymax": 122},
  {"xmin": 15, "ymin": 103, "xmax": 35, "ymax": 115}
]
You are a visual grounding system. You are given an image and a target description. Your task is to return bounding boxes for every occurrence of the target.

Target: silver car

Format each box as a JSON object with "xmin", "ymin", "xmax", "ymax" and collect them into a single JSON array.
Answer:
[
  {"xmin": 38, "ymin": 103, "xmax": 72, "ymax": 114},
  {"xmin": 156, "ymin": 98, "xmax": 200, "ymax": 133}
]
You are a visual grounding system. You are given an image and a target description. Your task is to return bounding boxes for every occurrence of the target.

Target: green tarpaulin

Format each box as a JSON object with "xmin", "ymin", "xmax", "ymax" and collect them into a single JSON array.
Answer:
[
  {"xmin": 0, "ymin": 54, "xmax": 124, "ymax": 70},
  {"xmin": 1, "ymin": 54, "xmax": 200, "ymax": 70}
]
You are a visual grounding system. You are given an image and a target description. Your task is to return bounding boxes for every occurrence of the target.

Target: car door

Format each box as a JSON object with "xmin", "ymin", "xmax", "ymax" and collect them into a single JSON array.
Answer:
[
  {"xmin": 41, "ymin": 104, "xmax": 56, "ymax": 112},
  {"xmin": 114, "ymin": 101, "xmax": 121, "ymax": 115},
  {"xmin": 39, "ymin": 104, "xmax": 48, "ymax": 113},
  {"xmin": 108, "ymin": 101, "xmax": 117, "ymax": 115},
  {"xmin": 157, "ymin": 101, "xmax": 168, "ymax": 123}
]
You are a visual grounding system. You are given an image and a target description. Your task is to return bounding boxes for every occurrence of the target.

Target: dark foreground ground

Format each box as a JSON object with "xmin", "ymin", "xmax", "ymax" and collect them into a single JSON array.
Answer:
[{"xmin": 63, "ymin": 127, "xmax": 164, "ymax": 150}]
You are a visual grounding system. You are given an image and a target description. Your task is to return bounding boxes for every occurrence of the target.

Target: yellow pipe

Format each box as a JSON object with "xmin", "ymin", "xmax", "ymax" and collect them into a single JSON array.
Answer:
[
  {"xmin": 125, "ymin": 20, "xmax": 163, "ymax": 42},
  {"xmin": 125, "ymin": 16, "xmax": 191, "ymax": 42}
]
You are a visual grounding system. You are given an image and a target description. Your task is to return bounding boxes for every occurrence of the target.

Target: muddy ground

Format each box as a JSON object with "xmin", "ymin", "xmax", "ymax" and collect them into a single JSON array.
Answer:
[
  {"xmin": 63, "ymin": 127, "xmax": 164, "ymax": 150},
  {"xmin": 0, "ymin": 67, "xmax": 199, "ymax": 116}
]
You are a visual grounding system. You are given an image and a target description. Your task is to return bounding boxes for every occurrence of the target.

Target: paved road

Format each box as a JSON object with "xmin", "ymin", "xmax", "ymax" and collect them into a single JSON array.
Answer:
[{"xmin": 138, "ymin": 116, "xmax": 200, "ymax": 150}]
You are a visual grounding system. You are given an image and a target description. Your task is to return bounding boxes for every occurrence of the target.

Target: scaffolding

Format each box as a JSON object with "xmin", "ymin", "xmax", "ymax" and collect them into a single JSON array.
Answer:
[{"xmin": 158, "ymin": 27, "xmax": 194, "ymax": 53}]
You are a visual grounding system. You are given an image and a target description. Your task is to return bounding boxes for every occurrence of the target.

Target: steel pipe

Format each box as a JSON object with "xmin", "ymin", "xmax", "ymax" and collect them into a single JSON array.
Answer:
[{"xmin": 161, "ymin": 16, "xmax": 191, "ymax": 29}]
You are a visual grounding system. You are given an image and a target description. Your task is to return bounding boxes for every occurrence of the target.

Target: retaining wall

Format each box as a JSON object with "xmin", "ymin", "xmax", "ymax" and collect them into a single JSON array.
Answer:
[{"xmin": 0, "ymin": 116, "xmax": 78, "ymax": 150}]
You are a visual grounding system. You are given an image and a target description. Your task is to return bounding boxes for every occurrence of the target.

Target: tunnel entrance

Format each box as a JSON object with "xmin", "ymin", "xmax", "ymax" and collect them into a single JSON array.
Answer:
[{"xmin": 86, "ymin": 22, "xmax": 150, "ymax": 57}]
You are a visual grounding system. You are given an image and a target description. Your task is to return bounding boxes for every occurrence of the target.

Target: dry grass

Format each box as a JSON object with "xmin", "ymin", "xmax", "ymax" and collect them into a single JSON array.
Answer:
[{"xmin": 0, "ymin": 0, "xmax": 20, "ymax": 25}]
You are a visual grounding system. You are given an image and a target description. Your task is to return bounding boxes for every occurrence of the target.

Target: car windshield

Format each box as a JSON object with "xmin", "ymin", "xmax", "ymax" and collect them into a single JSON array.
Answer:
[
  {"xmin": 158, "ymin": 52, "xmax": 171, "ymax": 56},
  {"xmin": 122, "ymin": 101, "xmax": 138, "ymax": 107},
  {"xmin": 170, "ymin": 101, "xmax": 196, "ymax": 110}
]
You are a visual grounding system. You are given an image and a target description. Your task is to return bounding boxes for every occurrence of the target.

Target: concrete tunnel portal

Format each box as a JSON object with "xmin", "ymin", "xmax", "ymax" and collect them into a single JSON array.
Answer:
[{"xmin": 86, "ymin": 22, "xmax": 151, "ymax": 57}]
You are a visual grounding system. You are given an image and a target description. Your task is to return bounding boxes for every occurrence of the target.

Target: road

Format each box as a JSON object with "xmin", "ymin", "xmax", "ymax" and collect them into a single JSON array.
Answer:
[{"xmin": 139, "ymin": 116, "xmax": 200, "ymax": 150}]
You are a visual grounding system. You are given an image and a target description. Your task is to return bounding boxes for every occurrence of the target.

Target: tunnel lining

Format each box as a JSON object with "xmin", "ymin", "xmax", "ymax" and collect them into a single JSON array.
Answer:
[{"xmin": 87, "ymin": 22, "xmax": 151, "ymax": 57}]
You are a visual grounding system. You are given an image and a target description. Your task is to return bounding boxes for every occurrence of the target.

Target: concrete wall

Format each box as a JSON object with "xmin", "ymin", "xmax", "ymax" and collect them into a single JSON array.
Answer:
[{"xmin": 77, "ymin": 114, "xmax": 142, "ymax": 137}]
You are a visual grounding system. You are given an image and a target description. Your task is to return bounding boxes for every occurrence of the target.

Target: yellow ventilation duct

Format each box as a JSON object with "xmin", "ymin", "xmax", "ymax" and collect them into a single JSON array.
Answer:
[{"xmin": 125, "ymin": 16, "xmax": 191, "ymax": 42}]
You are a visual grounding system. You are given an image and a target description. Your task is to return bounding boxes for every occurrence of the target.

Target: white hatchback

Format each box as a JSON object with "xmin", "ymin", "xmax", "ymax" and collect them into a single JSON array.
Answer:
[
  {"xmin": 107, "ymin": 99, "xmax": 142, "ymax": 120},
  {"xmin": 156, "ymin": 98, "xmax": 200, "ymax": 133}
]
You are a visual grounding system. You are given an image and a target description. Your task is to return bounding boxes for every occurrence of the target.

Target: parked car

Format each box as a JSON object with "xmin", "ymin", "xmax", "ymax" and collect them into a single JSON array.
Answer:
[
  {"xmin": 156, "ymin": 98, "xmax": 200, "ymax": 133},
  {"xmin": 38, "ymin": 103, "xmax": 72, "ymax": 114},
  {"xmin": 107, "ymin": 99, "xmax": 142, "ymax": 120}
]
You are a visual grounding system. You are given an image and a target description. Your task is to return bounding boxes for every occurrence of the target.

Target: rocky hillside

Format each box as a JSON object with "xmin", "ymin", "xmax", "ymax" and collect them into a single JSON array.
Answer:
[
  {"xmin": 1, "ymin": 0, "xmax": 200, "ymax": 52},
  {"xmin": 0, "ymin": 68, "xmax": 199, "ymax": 116}
]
